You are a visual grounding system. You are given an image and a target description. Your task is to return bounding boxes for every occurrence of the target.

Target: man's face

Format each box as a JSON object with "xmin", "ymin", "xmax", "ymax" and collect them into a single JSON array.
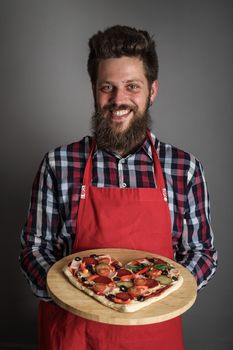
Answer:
[{"xmin": 94, "ymin": 56, "xmax": 158, "ymax": 133}]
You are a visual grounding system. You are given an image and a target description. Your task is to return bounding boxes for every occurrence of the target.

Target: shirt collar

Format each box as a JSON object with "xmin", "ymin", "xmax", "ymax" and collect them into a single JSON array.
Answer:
[{"xmin": 141, "ymin": 131, "xmax": 154, "ymax": 160}]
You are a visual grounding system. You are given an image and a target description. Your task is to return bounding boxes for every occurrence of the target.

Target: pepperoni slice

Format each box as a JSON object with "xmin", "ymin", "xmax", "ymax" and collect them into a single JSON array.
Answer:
[
  {"xmin": 117, "ymin": 269, "xmax": 132, "ymax": 277},
  {"xmin": 144, "ymin": 285, "xmax": 171, "ymax": 299},
  {"xmin": 145, "ymin": 279, "xmax": 159, "ymax": 288},
  {"xmin": 115, "ymin": 292, "xmax": 133, "ymax": 301},
  {"xmin": 94, "ymin": 276, "xmax": 112, "ymax": 284}
]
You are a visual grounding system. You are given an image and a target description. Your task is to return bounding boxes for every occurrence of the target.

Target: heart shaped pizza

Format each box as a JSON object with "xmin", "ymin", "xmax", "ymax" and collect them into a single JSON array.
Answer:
[{"xmin": 63, "ymin": 253, "xmax": 183, "ymax": 313}]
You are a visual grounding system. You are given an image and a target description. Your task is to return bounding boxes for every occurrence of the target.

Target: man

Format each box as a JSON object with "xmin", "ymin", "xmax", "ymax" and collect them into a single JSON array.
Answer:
[{"xmin": 20, "ymin": 25, "xmax": 217, "ymax": 349}]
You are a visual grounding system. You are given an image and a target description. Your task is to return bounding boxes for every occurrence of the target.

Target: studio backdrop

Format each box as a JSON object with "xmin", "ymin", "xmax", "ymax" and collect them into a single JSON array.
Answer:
[{"xmin": 1, "ymin": 1, "xmax": 232, "ymax": 349}]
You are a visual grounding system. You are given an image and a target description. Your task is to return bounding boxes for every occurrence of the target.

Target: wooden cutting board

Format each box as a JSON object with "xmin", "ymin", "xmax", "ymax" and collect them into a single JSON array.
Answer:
[{"xmin": 47, "ymin": 248, "xmax": 197, "ymax": 325}]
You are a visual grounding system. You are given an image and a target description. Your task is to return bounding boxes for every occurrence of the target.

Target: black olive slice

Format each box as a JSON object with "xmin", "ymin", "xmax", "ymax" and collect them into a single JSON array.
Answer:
[
  {"xmin": 86, "ymin": 264, "xmax": 96, "ymax": 274},
  {"xmin": 106, "ymin": 294, "xmax": 115, "ymax": 301},
  {"xmin": 113, "ymin": 276, "xmax": 121, "ymax": 281},
  {"xmin": 119, "ymin": 285, "xmax": 128, "ymax": 292}
]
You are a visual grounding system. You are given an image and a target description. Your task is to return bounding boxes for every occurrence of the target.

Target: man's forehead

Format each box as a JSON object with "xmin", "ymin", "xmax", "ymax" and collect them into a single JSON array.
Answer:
[{"xmin": 96, "ymin": 57, "xmax": 147, "ymax": 81}]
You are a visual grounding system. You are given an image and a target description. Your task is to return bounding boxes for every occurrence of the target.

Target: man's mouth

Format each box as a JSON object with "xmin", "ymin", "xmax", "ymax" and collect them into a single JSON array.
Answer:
[
  {"xmin": 109, "ymin": 107, "xmax": 133, "ymax": 121},
  {"xmin": 111, "ymin": 109, "xmax": 130, "ymax": 117}
]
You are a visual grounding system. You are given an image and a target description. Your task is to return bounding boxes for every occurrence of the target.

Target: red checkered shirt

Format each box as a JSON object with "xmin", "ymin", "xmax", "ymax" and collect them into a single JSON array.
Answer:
[{"xmin": 20, "ymin": 131, "xmax": 217, "ymax": 299}]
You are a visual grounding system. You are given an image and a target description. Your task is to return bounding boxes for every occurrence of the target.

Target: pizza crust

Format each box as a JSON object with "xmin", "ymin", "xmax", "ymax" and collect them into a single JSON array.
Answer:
[{"xmin": 63, "ymin": 265, "xmax": 183, "ymax": 313}]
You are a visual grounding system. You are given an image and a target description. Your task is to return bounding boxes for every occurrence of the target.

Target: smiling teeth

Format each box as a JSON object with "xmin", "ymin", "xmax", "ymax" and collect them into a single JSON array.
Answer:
[{"xmin": 113, "ymin": 110, "xmax": 130, "ymax": 116}]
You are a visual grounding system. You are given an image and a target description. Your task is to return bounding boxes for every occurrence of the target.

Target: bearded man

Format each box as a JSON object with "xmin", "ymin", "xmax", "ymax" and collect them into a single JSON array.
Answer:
[{"xmin": 20, "ymin": 25, "xmax": 217, "ymax": 350}]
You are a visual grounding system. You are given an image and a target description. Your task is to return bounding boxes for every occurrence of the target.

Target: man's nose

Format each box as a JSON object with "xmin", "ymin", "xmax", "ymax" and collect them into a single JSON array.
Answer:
[{"xmin": 109, "ymin": 88, "xmax": 127, "ymax": 105}]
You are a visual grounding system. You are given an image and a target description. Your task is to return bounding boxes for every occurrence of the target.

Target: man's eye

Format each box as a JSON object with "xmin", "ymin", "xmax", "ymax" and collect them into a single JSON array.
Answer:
[
  {"xmin": 127, "ymin": 84, "xmax": 139, "ymax": 91},
  {"xmin": 100, "ymin": 85, "xmax": 113, "ymax": 92}
]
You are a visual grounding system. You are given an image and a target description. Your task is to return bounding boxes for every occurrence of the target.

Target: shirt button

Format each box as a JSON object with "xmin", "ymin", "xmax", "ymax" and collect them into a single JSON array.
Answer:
[{"xmin": 122, "ymin": 183, "xmax": 127, "ymax": 188}]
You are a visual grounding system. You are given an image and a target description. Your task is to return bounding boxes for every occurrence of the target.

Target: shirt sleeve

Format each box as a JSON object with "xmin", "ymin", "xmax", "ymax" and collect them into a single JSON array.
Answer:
[
  {"xmin": 19, "ymin": 153, "xmax": 64, "ymax": 300},
  {"xmin": 175, "ymin": 159, "xmax": 218, "ymax": 290}
]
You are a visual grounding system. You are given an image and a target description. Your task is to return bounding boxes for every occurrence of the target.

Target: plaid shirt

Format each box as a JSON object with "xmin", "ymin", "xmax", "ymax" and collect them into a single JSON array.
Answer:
[{"xmin": 20, "ymin": 131, "xmax": 217, "ymax": 299}]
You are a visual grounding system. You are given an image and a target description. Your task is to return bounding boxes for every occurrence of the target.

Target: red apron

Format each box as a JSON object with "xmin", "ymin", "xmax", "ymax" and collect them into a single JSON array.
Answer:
[{"xmin": 38, "ymin": 133, "xmax": 184, "ymax": 350}]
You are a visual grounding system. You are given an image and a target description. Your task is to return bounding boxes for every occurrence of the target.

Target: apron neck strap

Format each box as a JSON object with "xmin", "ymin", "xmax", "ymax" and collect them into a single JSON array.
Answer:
[
  {"xmin": 146, "ymin": 130, "xmax": 165, "ymax": 188},
  {"xmin": 82, "ymin": 131, "xmax": 166, "ymax": 189}
]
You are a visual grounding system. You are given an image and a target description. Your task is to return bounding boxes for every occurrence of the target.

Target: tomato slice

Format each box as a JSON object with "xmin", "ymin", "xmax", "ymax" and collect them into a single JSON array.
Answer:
[
  {"xmin": 96, "ymin": 263, "xmax": 111, "ymax": 276},
  {"xmin": 128, "ymin": 286, "xmax": 148, "ymax": 297},
  {"xmin": 98, "ymin": 257, "xmax": 111, "ymax": 264},
  {"xmin": 86, "ymin": 274, "xmax": 99, "ymax": 281},
  {"xmin": 135, "ymin": 267, "xmax": 149, "ymax": 275},
  {"xmin": 92, "ymin": 283, "xmax": 108, "ymax": 295},
  {"xmin": 134, "ymin": 277, "xmax": 147, "ymax": 286},
  {"xmin": 146, "ymin": 268, "xmax": 162, "ymax": 277},
  {"xmin": 82, "ymin": 257, "xmax": 97, "ymax": 265},
  {"xmin": 127, "ymin": 259, "xmax": 141, "ymax": 266}
]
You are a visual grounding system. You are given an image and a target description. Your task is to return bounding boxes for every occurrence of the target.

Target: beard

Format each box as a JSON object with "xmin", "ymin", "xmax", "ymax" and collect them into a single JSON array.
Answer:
[{"xmin": 91, "ymin": 102, "xmax": 152, "ymax": 156}]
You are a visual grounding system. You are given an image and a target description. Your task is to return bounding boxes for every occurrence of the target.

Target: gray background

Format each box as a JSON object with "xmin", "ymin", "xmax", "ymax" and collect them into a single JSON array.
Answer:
[{"xmin": 1, "ymin": 0, "xmax": 232, "ymax": 349}]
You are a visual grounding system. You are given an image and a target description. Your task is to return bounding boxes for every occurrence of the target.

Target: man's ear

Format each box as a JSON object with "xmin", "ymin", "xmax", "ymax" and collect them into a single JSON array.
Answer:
[{"xmin": 150, "ymin": 80, "xmax": 158, "ymax": 105}]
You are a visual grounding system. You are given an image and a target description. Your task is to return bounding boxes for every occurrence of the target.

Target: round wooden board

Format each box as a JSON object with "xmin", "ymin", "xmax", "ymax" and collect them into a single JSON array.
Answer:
[{"xmin": 47, "ymin": 248, "xmax": 197, "ymax": 325}]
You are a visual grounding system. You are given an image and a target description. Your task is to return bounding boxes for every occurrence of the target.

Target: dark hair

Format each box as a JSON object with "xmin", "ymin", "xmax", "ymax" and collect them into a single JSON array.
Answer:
[{"xmin": 87, "ymin": 25, "xmax": 159, "ymax": 86}]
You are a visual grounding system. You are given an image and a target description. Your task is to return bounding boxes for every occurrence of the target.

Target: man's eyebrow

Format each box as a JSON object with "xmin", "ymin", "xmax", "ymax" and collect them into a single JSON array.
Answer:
[
  {"xmin": 123, "ymin": 79, "xmax": 144, "ymax": 84},
  {"xmin": 97, "ymin": 79, "xmax": 145, "ymax": 85},
  {"xmin": 97, "ymin": 80, "xmax": 113, "ymax": 85}
]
